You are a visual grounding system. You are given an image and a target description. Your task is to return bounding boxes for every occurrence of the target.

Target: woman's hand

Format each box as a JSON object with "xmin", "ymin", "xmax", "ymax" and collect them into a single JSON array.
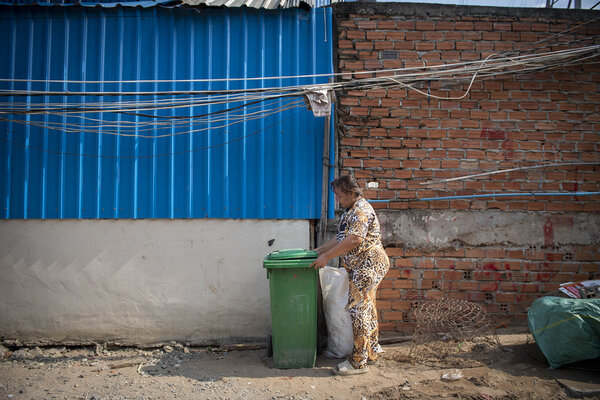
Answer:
[
  {"xmin": 314, "ymin": 236, "xmax": 338, "ymax": 255},
  {"xmin": 310, "ymin": 254, "xmax": 328, "ymax": 270},
  {"xmin": 311, "ymin": 234, "xmax": 363, "ymax": 270}
]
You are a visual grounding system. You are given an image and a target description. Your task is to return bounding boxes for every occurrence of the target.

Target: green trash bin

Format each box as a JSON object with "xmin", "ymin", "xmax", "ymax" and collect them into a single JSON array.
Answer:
[{"xmin": 263, "ymin": 248, "xmax": 319, "ymax": 369}]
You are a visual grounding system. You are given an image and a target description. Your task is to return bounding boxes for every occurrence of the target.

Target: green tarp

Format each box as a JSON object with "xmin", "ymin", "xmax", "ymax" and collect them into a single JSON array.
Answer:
[{"xmin": 528, "ymin": 296, "xmax": 600, "ymax": 369}]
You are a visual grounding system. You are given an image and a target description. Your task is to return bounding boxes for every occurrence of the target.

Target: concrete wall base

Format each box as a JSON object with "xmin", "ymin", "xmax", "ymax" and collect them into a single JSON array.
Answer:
[{"xmin": 0, "ymin": 219, "xmax": 310, "ymax": 346}]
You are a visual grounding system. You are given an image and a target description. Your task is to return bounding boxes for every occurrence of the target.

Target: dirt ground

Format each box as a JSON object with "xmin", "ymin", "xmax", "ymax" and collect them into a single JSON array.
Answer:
[{"xmin": 1, "ymin": 330, "xmax": 599, "ymax": 400}]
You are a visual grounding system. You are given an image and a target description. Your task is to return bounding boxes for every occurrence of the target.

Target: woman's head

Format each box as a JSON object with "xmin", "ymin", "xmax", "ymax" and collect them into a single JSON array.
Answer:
[
  {"xmin": 330, "ymin": 175, "xmax": 362, "ymax": 197},
  {"xmin": 331, "ymin": 175, "xmax": 362, "ymax": 208}
]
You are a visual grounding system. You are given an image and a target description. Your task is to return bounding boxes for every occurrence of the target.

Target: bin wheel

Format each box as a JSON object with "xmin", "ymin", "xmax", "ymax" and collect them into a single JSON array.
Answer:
[{"xmin": 267, "ymin": 334, "xmax": 273, "ymax": 357}]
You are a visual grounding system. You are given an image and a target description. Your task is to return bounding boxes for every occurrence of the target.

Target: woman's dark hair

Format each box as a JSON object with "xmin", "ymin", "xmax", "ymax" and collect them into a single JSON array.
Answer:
[{"xmin": 330, "ymin": 175, "xmax": 362, "ymax": 197}]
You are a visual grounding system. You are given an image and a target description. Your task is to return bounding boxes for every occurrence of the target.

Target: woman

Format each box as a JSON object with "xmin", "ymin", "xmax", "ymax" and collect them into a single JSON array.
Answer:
[{"xmin": 311, "ymin": 175, "xmax": 390, "ymax": 375}]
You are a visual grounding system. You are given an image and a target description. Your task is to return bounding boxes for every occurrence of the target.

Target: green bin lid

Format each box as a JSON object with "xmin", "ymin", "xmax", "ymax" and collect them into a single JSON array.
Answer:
[{"xmin": 265, "ymin": 248, "xmax": 318, "ymax": 260}]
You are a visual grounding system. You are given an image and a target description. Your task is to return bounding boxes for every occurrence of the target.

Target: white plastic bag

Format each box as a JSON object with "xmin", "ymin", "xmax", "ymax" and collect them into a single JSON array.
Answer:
[
  {"xmin": 319, "ymin": 266, "xmax": 353, "ymax": 358},
  {"xmin": 441, "ymin": 369, "xmax": 463, "ymax": 382}
]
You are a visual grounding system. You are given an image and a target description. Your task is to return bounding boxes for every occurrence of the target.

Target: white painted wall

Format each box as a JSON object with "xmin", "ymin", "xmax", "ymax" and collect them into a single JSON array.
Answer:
[{"xmin": 0, "ymin": 219, "xmax": 310, "ymax": 346}]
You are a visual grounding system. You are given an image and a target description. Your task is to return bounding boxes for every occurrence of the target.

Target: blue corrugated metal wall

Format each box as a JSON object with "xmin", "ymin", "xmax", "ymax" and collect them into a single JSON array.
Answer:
[{"xmin": 0, "ymin": 5, "xmax": 333, "ymax": 219}]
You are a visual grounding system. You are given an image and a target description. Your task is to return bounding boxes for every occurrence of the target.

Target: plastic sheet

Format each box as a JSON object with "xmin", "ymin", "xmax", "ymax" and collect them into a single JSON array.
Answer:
[
  {"xmin": 319, "ymin": 266, "xmax": 353, "ymax": 358},
  {"xmin": 528, "ymin": 296, "xmax": 600, "ymax": 369}
]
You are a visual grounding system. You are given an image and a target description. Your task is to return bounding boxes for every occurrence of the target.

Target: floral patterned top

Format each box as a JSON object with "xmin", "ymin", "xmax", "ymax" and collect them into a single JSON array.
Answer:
[{"xmin": 337, "ymin": 197, "xmax": 384, "ymax": 270}]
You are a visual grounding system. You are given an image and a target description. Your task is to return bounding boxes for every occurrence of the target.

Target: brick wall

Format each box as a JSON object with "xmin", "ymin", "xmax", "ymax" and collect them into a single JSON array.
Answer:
[
  {"xmin": 332, "ymin": 3, "xmax": 600, "ymax": 333},
  {"xmin": 377, "ymin": 244, "xmax": 599, "ymax": 331}
]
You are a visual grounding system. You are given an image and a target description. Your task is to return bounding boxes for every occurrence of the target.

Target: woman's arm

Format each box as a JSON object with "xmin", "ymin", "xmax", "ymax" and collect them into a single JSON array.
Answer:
[
  {"xmin": 315, "ymin": 236, "xmax": 338, "ymax": 255},
  {"xmin": 310, "ymin": 234, "xmax": 363, "ymax": 269}
]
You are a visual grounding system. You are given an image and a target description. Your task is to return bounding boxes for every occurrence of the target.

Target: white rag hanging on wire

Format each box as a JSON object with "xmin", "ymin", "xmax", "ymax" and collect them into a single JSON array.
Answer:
[{"xmin": 304, "ymin": 89, "xmax": 333, "ymax": 117}]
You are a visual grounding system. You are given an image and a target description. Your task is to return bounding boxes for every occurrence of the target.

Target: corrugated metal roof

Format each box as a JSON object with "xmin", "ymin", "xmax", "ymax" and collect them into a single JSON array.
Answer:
[
  {"xmin": 0, "ymin": 0, "xmax": 343, "ymax": 7},
  {"xmin": 182, "ymin": 0, "xmax": 305, "ymax": 10},
  {"xmin": 0, "ymin": 0, "xmax": 175, "ymax": 6},
  {"xmin": 0, "ymin": 6, "xmax": 334, "ymax": 219},
  {"xmin": 193, "ymin": 0, "xmax": 349, "ymax": 8}
]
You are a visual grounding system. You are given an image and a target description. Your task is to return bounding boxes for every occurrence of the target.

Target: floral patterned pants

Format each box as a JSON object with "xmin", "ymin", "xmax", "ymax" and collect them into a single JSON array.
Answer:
[{"xmin": 346, "ymin": 247, "xmax": 390, "ymax": 369}]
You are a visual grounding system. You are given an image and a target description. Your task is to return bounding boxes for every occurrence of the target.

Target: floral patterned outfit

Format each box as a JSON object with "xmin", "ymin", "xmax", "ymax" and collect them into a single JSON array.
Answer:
[{"xmin": 337, "ymin": 197, "xmax": 390, "ymax": 369}]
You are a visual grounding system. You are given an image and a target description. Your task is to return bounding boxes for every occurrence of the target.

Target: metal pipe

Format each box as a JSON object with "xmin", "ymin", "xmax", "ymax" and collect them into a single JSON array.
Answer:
[
  {"xmin": 420, "ymin": 162, "xmax": 599, "ymax": 186},
  {"xmin": 419, "ymin": 192, "xmax": 600, "ymax": 201}
]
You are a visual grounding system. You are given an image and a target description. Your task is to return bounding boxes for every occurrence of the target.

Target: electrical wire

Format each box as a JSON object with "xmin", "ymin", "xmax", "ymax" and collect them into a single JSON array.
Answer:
[
  {"xmin": 0, "ymin": 108, "xmax": 307, "ymax": 159},
  {"xmin": 0, "ymin": 40, "xmax": 595, "ymax": 124},
  {"xmin": 0, "ymin": 103, "xmax": 304, "ymax": 138},
  {"xmin": 421, "ymin": 162, "xmax": 600, "ymax": 186},
  {"xmin": 502, "ymin": 15, "xmax": 600, "ymax": 57},
  {"xmin": 0, "ymin": 43, "xmax": 598, "ymax": 101},
  {"xmin": 0, "ymin": 42, "xmax": 596, "ymax": 133},
  {"xmin": 0, "ymin": 98, "xmax": 305, "ymax": 138},
  {"xmin": 387, "ymin": 53, "xmax": 497, "ymax": 100},
  {"xmin": 1, "ymin": 97, "xmax": 301, "ymax": 127},
  {"xmin": 0, "ymin": 23, "xmax": 597, "ymax": 162}
]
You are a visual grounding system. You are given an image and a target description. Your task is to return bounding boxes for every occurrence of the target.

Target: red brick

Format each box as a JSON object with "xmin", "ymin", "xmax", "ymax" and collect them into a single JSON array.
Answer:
[
  {"xmin": 415, "ymin": 21, "xmax": 435, "ymax": 30},
  {"xmin": 457, "ymin": 260, "xmax": 477, "ymax": 270},
  {"xmin": 474, "ymin": 271, "xmax": 497, "ymax": 281},
  {"xmin": 418, "ymin": 259, "xmax": 435, "ymax": 269},
  {"xmin": 466, "ymin": 292, "xmax": 486, "ymax": 302},
  {"xmin": 455, "ymin": 22, "xmax": 474, "ymax": 30},
  {"xmin": 394, "ymin": 280, "xmax": 414, "ymax": 289},
  {"xmin": 378, "ymin": 323, "xmax": 397, "ymax": 332},
  {"xmin": 379, "ymin": 289, "xmax": 400, "ymax": 299},
  {"xmin": 342, "ymin": 159, "xmax": 362, "ymax": 167},
  {"xmin": 383, "ymin": 311, "xmax": 405, "ymax": 321},
  {"xmin": 521, "ymin": 284, "xmax": 540, "ymax": 293},
  {"xmin": 486, "ymin": 249, "xmax": 505, "ymax": 258},
  {"xmin": 390, "ymin": 300, "xmax": 412, "ymax": 311},
  {"xmin": 465, "ymin": 249, "xmax": 485, "ymax": 258},
  {"xmin": 480, "ymin": 283, "xmax": 500, "ymax": 292},
  {"xmin": 376, "ymin": 299, "xmax": 392, "ymax": 310},
  {"xmin": 496, "ymin": 293, "xmax": 515, "ymax": 303},
  {"xmin": 499, "ymin": 283, "xmax": 519, "ymax": 292},
  {"xmin": 436, "ymin": 22, "xmax": 454, "ymax": 30},
  {"xmin": 425, "ymin": 291, "xmax": 444, "ymax": 300},
  {"xmin": 379, "ymin": 279, "xmax": 393, "ymax": 289},
  {"xmin": 443, "ymin": 270, "xmax": 464, "ymax": 280},
  {"xmin": 394, "ymin": 258, "xmax": 415, "ymax": 268},
  {"xmin": 347, "ymin": 30, "xmax": 365, "ymax": 40}
]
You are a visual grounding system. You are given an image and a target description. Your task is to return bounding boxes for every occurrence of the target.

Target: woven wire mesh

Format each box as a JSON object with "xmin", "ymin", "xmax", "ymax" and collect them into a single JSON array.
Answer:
[{"xmin": 409, "ymin": 298, "xmax": 502, "ymax": 368}]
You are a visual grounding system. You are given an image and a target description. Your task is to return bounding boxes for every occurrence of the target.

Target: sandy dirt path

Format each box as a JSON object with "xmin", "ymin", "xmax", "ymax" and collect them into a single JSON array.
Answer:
[{"xmin": 1, "ymin": 333, "xmax": 599, "ymax": 400}]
